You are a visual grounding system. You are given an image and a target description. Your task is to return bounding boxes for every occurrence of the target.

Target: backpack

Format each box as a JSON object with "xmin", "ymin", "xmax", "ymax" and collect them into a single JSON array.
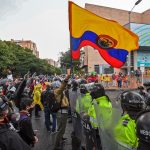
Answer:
[{"xmin": 44, "ymin": 89, "xmax": 62, "ymax": 113}]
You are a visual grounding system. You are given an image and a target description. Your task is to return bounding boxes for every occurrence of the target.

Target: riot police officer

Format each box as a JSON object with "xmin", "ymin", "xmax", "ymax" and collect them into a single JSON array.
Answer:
[
  {"xmin": 114, "ymin": 91, "xmax": 144, "ymax": 149},
  {"xmin": 75, "ymin": 83, "xmax": 92, "ymax": 150},
  {"xmin": 143, "ymin": 81, "xmax": 150, "ymax": 109},
  {"xmin": 136, "ymin": 110, "xmax": 150, "ymax": 150},
  {"xmin": 88, "ymin": 83, "xmax": 112, "ymax": 150}
]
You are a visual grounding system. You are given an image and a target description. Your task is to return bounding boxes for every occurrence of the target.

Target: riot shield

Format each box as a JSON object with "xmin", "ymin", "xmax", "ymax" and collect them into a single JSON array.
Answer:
[
  {"xmin": 77, "ymin": 92, "xmax": 97, "ymax": 150},
  {"xmin": 94, "ymin": 102, "xmax": 136, "ymax": 150},
  {"xmin": 69, "ymin": 89, "xmax": 84, "ymax": 149}
]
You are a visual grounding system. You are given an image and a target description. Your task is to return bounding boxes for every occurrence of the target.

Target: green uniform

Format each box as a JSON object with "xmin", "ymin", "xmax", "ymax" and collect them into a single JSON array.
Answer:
[
  {"xmin": 88, "ymin": 96, "xmax": 112, "ymax": 129},
  {"xmin": 114, "ymin": 114, "xmax": 138, "ymax": 149}
]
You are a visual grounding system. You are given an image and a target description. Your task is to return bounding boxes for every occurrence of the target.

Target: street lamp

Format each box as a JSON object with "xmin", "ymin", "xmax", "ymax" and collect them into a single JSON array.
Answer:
[
  {"xmin": 127, "ymin": 0, "xmax": 142, "ymax": 75},
  {"xmin": 129, "ymin": 0, "xmax": 142, "ymax": 25}
]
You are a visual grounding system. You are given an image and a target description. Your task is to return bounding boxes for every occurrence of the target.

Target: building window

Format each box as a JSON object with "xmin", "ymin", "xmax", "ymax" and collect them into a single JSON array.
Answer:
[{"xmin": 94, "ymin": 65, "xmax": 99, "ymax": 74}]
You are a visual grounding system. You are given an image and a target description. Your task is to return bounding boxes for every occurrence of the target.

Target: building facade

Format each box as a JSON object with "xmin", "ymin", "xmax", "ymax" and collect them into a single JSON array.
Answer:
[
  {"xmin": 83, "ymin": 3, "xmax": 150, "ymax": 74},
  {"xmin": 11, "ymin": 39, "xmax": 39, "ymax": 58},
  {"xmin": 46, "ymin": 58, "xmax": 59, "ymax": 67}
]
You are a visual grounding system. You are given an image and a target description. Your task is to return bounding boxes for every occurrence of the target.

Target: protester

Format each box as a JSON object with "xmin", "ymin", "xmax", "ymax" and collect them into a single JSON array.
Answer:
[
  {"xmin": 117, "ymin": 73, "xmax": 123, "ymax": 89},
  {"xmin": 0, "ymin": 96, "xmax": 31, "ymax": 150},
  {"xmin": 112, "ymin": 73, "xmax": 117, "ymax": 87},
  {"xmin": 19, "ymin": 98, "xmax": 38, "ymax": 147},
  {"xmin": 41, "ymin": 84, "xmax": 57, "ymax": 133},
  {"xmin": 33, "ymin": 84, "xmax": 43, "ymax": 118},
  {"xmin": 53, "ymin": 74, "xmax": 70, "ymax": 150}
]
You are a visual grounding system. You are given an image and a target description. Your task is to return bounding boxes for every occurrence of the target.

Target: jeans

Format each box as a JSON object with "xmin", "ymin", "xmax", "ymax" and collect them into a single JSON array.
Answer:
[
  {"xmin": 44, "ymin": 106, "xmax": 56, "ymax": 131},
  {"xmin": 54, "ymin": 112, "xmax": 68, "ymax": 149},
  {"xmin": 35, "ymin": 104, "xmax": 41, "ymax": 116},
  {"xmin": 118, "ymin": 81, "xmax": 122, "ymax": 88}
]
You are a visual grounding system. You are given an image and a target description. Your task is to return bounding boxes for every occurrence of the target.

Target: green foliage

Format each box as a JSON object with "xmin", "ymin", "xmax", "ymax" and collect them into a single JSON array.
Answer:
[
  {"xmin": 59, "ymin": 50, "xmax": 84, "ymax": 74},
  {"xmin": 0, "ymin": 40, "xmax": 61, "ymax": 77}
]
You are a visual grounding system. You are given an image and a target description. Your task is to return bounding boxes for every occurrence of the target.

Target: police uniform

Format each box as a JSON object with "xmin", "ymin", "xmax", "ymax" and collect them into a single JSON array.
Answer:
[
  {"xmin": 114, "ymin": 113, "xmax": 138, "ymax": 149},
  {"xmin": 88, "ymin": 96, "xmax": 112, "ymax": 150}
]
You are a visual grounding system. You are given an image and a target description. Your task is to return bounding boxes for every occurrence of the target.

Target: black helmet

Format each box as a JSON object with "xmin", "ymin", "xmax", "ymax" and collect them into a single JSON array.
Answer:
[
  {"xmin": 80, "ymin": 84, "xmax": 88, "ymax": 94},
  {"xmin": 0, "ymin": 96, "xmax": 8, "ymax": 116},
  {"xmin": 70, "ymin": 79, "xmax": 77, "ymax": 87},
  {"xmin": 143, "ymin": 81, "xmax": 150, "ymax": 87},
  {"xmin": 90, "ymin": 83, "xmax": 105, "ymax": 99},
  {"xmin": 136, "ymin": 110, "xmax": 150, "ymax": 143},
  {"xmin": 120, "ymin": 91, "xmax": 144, "ymax": 111},
  {"xmin": 138, "ymin": 86, "xmax": 144, "ymax": 90},
  {"xmin": 143, "ymin": 81, "xmax": 150, "ymax": 92},
  {"xmin": 76, "ymin": 79, "xmax": 87, "ymax": 86}
]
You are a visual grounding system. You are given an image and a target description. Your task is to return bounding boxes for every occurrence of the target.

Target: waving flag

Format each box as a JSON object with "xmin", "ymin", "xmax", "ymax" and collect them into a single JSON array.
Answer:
[{"xmin": 69, "ymin": 1, "xmax": 139, "ymax": 68}]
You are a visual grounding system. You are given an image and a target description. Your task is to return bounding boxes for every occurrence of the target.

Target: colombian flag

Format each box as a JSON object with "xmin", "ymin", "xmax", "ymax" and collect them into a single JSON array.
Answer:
[{"xmin": 69, "ymin": 1, "xmax": 139, "ymax": 68}]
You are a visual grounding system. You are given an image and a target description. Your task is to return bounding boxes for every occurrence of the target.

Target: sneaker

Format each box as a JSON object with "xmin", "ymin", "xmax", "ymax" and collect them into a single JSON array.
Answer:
[
  {"xmin": 48, "ymin": 130, "xmax": 51, "ymax": 133},
  {"xmin": 35, "ymin": 115, "xmax": 40, "ymax": 118},
  {"xmin": 53, "ymin": 147, "xmax": 63, "ymax": 150},
  {"xmin": 51, "ymin": 130, "xmax": 58, "ymax": 135},
  {"xmin": 68, "ymin": 119, "xmax": 72, "ymax": 123},
  {"xmin": 35, "ymin": 115, "xmax": 40, "ymax": 119},
  {"xmin": 62, "ymin": 137, "xmax": 67, "ymax": 142}
]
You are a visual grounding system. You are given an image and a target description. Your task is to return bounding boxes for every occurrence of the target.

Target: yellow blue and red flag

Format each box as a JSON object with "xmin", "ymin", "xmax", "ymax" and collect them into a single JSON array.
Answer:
[{"xmin": 69, "ymin": 1, "xmax": 139, "ymax": 68}]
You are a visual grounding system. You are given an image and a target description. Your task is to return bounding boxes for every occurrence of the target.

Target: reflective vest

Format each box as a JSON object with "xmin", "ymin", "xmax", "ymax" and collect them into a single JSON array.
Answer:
[
  {"xmin": 114, "ymin": 114, "xmax": 138, "ymax": 148},
  {"xmin": 76, "ymin": 93, "xmax": 92, "ymax": 114},
  {"xmin": 88, "ymin": 96, "xmax": 112, "ymax": 129}
]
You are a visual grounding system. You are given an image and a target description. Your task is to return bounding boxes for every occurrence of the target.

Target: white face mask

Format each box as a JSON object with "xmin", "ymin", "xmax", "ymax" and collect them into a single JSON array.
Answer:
[{"xmin": 2, "ymin": 109, "xmax": 9, "ymax": 117}]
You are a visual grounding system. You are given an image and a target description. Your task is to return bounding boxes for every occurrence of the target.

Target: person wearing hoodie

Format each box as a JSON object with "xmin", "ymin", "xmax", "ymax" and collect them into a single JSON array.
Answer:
[
  {"xmin": 19, "ymin": 98, "xmax": 38, "ymax": 147},
  {"xmin": 33, "ymin": 84, "xmax": 44, "ymax": 118}
]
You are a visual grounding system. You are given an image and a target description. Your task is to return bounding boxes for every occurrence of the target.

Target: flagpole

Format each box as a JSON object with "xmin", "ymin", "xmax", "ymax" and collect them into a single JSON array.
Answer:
[
  {"xmin": 70, "ymin": 35, "xmax": 73, "ymax": 77},
  {"xmin": 69, "ymin": 1, "xmax": 73, "ymax": 77}
]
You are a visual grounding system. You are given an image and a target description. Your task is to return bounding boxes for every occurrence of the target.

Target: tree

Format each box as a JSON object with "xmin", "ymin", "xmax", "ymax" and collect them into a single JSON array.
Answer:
[
  {"xmin": 59, "ymin": 49, "xmax": 85, "ymax": 74},
  {"xmin": 0, "ymin": 40, "xmax": 61, "ymax": 77}
]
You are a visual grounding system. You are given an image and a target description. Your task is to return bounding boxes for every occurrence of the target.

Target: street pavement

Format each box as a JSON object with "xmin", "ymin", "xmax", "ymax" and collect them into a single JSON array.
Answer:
[{"xmin": 32, "ymin": 112, "xmax": 72, "ymax": 150}]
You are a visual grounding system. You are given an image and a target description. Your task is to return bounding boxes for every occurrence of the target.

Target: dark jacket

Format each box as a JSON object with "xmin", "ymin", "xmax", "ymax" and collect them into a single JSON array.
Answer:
[
  {"xmin": 0, "ymin": 124, "xmax": 31, "ymax": 150},
  {"xmin": 19, "ymin": 112, "xmax": 35, "ymax": 146},
  {"xmin": 14, "ymin": 79, "xmax": 27, "ymax": 108}
]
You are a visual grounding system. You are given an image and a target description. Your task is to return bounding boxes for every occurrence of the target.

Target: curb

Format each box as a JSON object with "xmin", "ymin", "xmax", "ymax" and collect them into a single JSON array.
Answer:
[{"xmin": 105, "ymin": 88, "xmax": 137, "ymax": 91}]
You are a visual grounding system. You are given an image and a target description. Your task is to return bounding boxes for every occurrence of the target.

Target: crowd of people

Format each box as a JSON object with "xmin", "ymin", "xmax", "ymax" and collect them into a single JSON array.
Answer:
[
  {"xmin": 86, "ymin": 70, "xmax": 143, "ymax": 89},
  {"xmin": 0, "ymin": 71, "xmax": 150, "ymax": 150}
]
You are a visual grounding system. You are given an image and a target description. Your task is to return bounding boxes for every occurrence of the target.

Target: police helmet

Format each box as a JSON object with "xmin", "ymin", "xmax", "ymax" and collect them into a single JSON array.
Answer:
[
  {"xmin": 136, "ymin": 110, "xmax": 150, "ymax": 143},
  {"xmin": 120, "ymin": 91, "xmax": 144, "ymax": 111},
  {"xmin": 90, "ymin": 83, "xmax": 105, "ymax": 99},
  {"xmin": 71, "ymin": 80, "xmax": 78, "ymax": 88},
  {"xmin": 138, "ymin": 86, "xmax": 144, "ymax": 91},
  {"xmin": 80, "ymin": 84, "xmax": 88, "ymax": 94},
  {"xmin": 143, "ymin": 81, "xmax": 150, "ymax": 92},
  {"xmin": 76, "ymin": 79, "xmax": 87, "ymax": 86}
]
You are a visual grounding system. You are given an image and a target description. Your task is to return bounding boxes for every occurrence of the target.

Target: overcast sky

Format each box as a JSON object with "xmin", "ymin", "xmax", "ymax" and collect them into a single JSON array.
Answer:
[{"xmin": 0, "ymin": 0, "xmax": 149, "ymax": 61}]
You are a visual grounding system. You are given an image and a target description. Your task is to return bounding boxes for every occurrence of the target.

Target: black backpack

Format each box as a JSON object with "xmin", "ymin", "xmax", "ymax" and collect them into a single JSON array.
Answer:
[{"xmin": 44, "ymin": 90, "xmax": 62, "ymax": 113}]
